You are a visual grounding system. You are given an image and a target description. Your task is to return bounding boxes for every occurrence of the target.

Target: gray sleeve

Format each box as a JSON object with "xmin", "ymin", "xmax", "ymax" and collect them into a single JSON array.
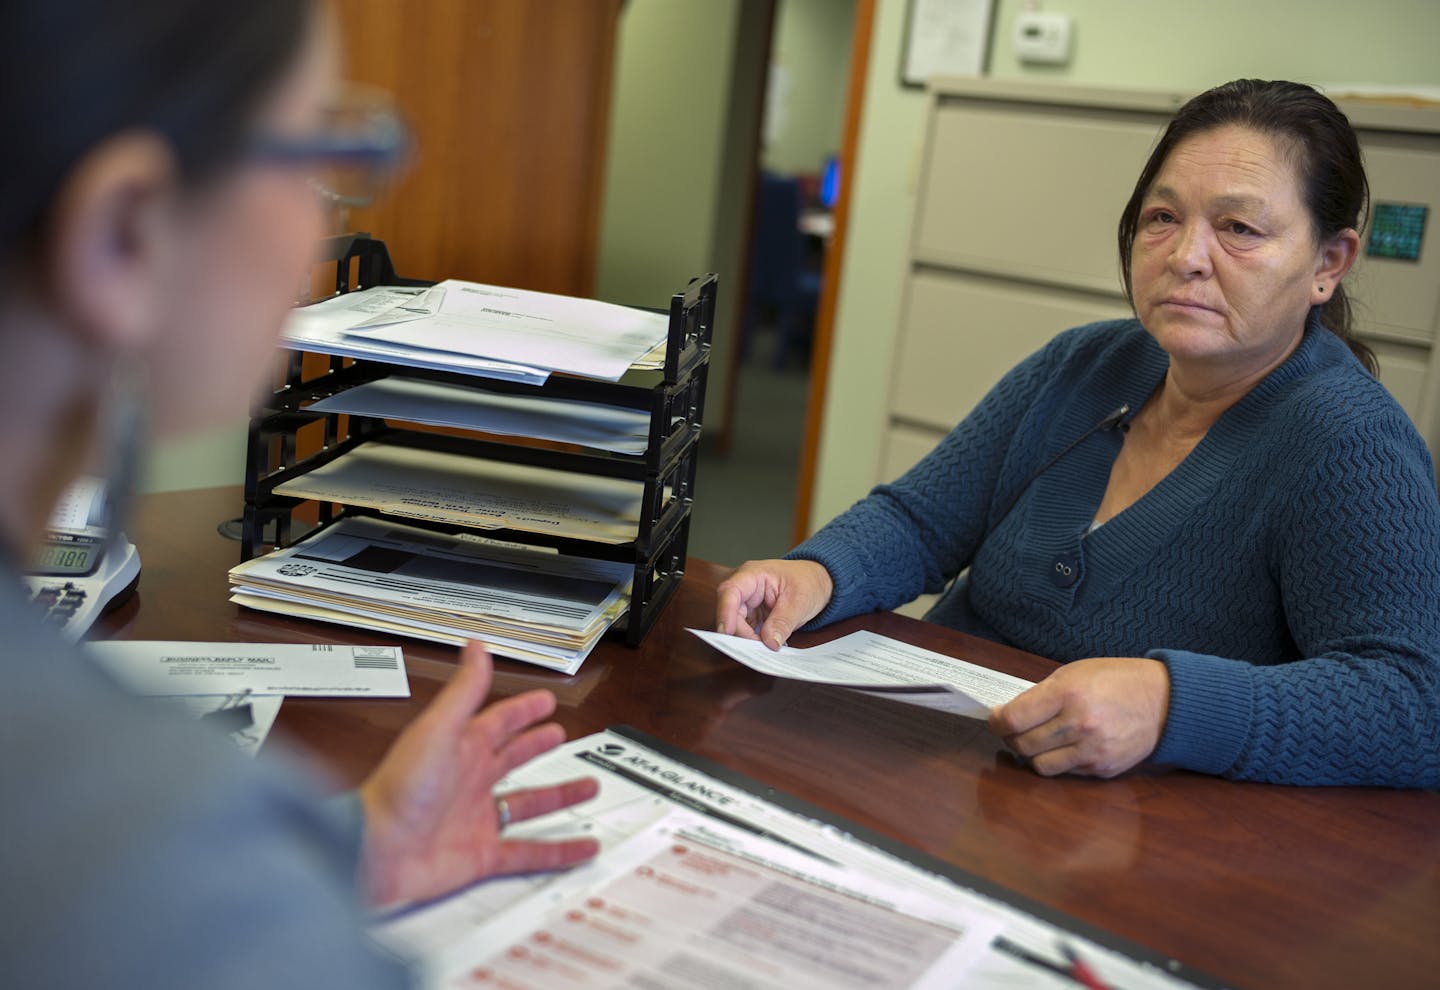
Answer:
[{"xmin": 0, "ymin": 630, "xmax": 414, "ymax": 990}]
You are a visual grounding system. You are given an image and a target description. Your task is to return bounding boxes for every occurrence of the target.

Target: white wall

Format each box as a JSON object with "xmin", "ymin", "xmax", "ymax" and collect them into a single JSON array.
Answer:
[
  {"xmin": 762, "ymin": 0, "xmax": 856, "ymax": 176},
  {"xmin": 807, "ymin": 0, "xmax": 1440, "ymax": 533},
  {"xmin": 594, "ymin": 0, "xmax": 769, "ymax": 438}
]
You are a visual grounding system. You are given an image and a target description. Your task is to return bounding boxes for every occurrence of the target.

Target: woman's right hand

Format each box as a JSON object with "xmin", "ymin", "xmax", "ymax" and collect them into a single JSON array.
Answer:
[{"xmin": 715, "ymin": 559, "xmax": 834, "ymax": 651}]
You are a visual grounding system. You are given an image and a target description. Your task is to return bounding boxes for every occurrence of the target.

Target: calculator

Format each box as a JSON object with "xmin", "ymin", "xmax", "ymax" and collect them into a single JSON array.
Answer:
[
  {"xmin": 25, "ymin": 531, "xmax": 140, "ymax": 639},
  {"xmin": 24, "ymin": 478, "xmax": 142, "ymax": 640}
]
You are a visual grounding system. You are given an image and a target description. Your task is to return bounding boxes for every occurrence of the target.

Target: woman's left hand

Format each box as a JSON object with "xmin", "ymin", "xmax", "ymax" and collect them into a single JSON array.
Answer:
[
  {"xmin": 358, "ymin": 642, "xmax": 600, "ymax": 910},
  {"xmin": 988, "ymin": 657, "xmax": 1170, "ymax": 779}
]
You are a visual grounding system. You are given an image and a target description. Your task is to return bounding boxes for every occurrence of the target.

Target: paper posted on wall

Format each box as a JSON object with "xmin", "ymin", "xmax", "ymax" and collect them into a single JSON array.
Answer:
[
  {"xmin": 229, "ymin": 516, "xmax": 632, "ymax": 674},
  {"xmin": 689, "ymin": 628, "xmax": 1034, "ymax": 719}
]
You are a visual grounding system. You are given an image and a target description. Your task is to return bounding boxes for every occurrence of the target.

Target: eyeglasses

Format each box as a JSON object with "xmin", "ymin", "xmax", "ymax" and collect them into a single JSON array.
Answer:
[{"xmin": 249, "ymin": 84, "xmax": 411, "ymax": 208}]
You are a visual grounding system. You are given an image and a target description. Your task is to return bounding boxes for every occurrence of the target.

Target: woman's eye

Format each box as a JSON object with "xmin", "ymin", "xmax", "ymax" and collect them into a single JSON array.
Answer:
[{"xmin": 1148, "ymin": 210, "xmax": 1176, "ymax": 225}]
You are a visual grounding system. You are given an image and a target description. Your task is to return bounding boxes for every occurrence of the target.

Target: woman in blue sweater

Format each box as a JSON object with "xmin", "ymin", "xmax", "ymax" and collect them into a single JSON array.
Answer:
[{"xmin": 716, "ymin": 80, "xmax": 1440, "ymax": 789}]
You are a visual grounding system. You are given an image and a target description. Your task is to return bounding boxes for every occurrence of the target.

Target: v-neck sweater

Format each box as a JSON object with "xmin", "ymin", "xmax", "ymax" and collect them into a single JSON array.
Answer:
[{"xmin": 789, "ymin": 317, "xmax": 1440, "ymax": 787}]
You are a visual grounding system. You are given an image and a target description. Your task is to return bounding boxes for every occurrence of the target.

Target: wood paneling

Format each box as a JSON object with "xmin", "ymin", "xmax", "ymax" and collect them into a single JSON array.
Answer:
[{"xmin": 333, "ymin": 0, "xmax": 620, "ymax": 294}]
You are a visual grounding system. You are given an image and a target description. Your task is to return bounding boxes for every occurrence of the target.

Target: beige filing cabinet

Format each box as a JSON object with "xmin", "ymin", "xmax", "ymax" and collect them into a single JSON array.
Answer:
[{"xmin": 881, "ymin": 79, "xmax": 1440, "ymax": 616}]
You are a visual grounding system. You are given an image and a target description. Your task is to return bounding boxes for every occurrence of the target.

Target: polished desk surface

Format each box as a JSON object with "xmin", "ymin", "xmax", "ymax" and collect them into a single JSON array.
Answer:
[{"xmin": 102, "ymin": 487, "xmax": 1440, "ymax": 990}]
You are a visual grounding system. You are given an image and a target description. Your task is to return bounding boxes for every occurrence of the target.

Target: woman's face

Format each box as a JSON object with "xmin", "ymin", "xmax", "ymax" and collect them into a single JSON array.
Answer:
[
  {"xmin": 145, "ymin": 14, "xmax": 337, "ymax": 434},
  {"xmin": 1128, "ymin": 124, "xmax": 1333, "ymax": 380}
]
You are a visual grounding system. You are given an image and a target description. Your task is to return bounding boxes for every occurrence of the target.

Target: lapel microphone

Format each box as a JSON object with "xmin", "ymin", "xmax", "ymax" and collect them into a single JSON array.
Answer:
[{"xmin": 987, "ymin": 404, "xmax": 1131, "ymax": 532}]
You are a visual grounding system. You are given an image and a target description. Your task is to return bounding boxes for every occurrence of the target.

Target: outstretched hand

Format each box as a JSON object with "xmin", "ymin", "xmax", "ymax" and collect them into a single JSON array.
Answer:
[
  {"xmin": 715, "ymin": 558, "xmax": 834, "ymax": 651},
  {"xmin": 988, "ymin": 657, "xmax": 1170, "ymax": 779},
  {"xmin": 358, "ymin": 642, "xmax": 599, "ymax": 910}
]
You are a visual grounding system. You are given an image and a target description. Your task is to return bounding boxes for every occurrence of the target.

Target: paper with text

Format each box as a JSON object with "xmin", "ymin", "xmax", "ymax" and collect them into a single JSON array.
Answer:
[
  {"xmin": 281, "ymin": 286, "xmax": 548, "ymax": 386},
  {"xmin": 86, "ymin": 641, "xmax": 409, "ymax": 697},
  {"xmin": 273, "ymin": 441, "xmax": 650, "ymax": 544},
  {"xmin": 374, "ymin": 729, "xmax": 1213, "ymax": 990},
  {"xmin": 345, "ymin": 279, "xmax": 669, "ymax": 381},
  {"xmin": 431, "ymin": 810, "xmax": 1002, "ymax": 989},
  {"xmin": 690, "ymin": 628, "xmax": 1034, "ymax": 719}
]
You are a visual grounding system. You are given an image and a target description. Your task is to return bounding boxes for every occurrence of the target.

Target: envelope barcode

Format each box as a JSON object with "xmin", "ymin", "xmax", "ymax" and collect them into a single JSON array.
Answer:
[{"xmin": 354, "ymin": 655, "xmax": 399, "ymax": 670}]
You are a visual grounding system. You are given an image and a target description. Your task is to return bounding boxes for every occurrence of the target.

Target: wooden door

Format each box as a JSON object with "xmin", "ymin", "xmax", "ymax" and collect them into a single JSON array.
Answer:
[{"xmin": 332, "ymin": 0, "xmax": 621, "ymax": 295}]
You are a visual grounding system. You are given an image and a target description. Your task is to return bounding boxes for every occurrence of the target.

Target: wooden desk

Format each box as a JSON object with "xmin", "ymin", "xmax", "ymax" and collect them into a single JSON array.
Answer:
[{"xmin": 105, "ymin": 487, "xmax": 1440, "ymax": 990}]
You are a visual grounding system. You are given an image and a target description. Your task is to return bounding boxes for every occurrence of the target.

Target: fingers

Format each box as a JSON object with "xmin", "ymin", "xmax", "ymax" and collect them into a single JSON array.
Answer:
[
  {"xmin": 756, "ymin": 596, "xmax": 810, "ymax": 651},
  {"xmin": 988, "ymin": 681, "xmax": 1060, "ymax": 738},
  {"xmin": 496, "ymin": 777, "xmax": 600, "ymax": 827},
  {"xmin": 715, "ymin": 579, "xmax": 765, "ymax": 638},
  {"xmin": 490, "ymin": 721, "xmax": 566, "ymax": 779},
  {"xmin": 425, "ymin": 641, "xmax": 496, "ymax": 735},
  {"xmin": 492, "ymin": 836, "xmax": 601, "ymax": 878},
  {"xmin": 473, "ymin": 687, "xmax": 558, "ymax": 749}
]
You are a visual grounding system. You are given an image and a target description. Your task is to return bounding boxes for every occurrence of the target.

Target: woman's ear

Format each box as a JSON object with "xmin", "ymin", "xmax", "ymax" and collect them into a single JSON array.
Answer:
[
  {"xmin": 1311, "ymin": 227, "xmax": 1361, "ymax": 306},
  {"xmin": 43, "ymin": 131, "xmax": 179, "ymax": 351}
]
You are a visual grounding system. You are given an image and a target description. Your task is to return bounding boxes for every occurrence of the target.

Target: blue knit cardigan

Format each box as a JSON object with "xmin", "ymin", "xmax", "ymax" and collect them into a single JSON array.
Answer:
[{"xmin": 790, "ymin": 317, "xmax": 1440, "ymax": 787}]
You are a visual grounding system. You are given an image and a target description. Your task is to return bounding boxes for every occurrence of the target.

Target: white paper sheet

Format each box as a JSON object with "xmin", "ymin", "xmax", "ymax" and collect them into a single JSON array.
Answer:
[
  {"xmin": 429, "ymin": 810, "xmax": 1002, "ymax": 989},
  {"xmin": 375, "ymin": 729, "xmax": 1212, "ymax": 990},
  {"xmin": 85, "ymin": 641, "xmax": 410, "ymax": 697},
  {"xmin": 344, "ymin": 279, "xmax": 668, "ymax": 381},
  {"xmin": 157, "ymin": 694, "xmax": 283, "ymax": 757},
  {"xmin": 282, "ymin": 287, "xmax": 550, "ymax": 386},
  {"xmin": 46, "ymin": 477, "xmax": 109, "ymax": 534},
  {"xmin": 305, "ymin": 377, "xmax": 652, "ymax": 454},
  {"xmin": 689, "ymin": 629, "xmax": 1034, "ymax": 719}
]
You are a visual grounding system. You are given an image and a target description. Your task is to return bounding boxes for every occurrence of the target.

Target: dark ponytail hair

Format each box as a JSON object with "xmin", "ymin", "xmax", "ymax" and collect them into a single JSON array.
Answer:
[
  {"xmin": 1118, "ymin": 79, "xmax": 1376, "ymax": 375},
  {"xmin": 1, "ymin": 1, "xmax": 313, "ymax": 255}
]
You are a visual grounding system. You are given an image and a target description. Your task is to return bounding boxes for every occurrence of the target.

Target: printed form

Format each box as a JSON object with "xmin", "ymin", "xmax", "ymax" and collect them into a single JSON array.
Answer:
[
  {"xmin": 375, "ymin": 729, "xmax": 1218, "ymax": 990},
  {"xmin": 690, "ymin": 629, "xmax": 1034, "ymax": 719}
]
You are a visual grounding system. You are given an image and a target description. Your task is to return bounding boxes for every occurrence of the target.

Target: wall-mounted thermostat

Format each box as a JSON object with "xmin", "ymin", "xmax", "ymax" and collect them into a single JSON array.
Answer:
[{"xmin": 1014, "ymin": 11, "xmax": 1073, "ymax": 65}]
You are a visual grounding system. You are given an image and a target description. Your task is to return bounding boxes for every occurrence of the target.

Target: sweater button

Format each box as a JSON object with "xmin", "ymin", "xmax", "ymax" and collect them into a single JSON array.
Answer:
[{"xmin": 1051, "ymin": 558, "xmax": 1079, "ymax": 587}]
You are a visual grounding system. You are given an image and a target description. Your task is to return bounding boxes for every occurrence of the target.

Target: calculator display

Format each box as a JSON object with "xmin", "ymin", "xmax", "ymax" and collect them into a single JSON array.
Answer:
[{"xmin": 31, "ymin": 532, "xmax": 104, "ymax": 576}]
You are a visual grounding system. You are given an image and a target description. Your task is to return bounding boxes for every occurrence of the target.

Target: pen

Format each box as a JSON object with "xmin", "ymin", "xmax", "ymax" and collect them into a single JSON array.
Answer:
[
  {"xmin": 1060, "ymin": 941, "xmax": 1112, "ymax": 990},
  {"xmin": 992, "ymin": 936, "xmax": 1074, "ymax": 981}
]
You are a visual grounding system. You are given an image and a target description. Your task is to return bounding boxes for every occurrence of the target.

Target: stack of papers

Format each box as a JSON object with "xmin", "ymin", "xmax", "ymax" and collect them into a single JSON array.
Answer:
[
  {"xmin": 229, "ymin": 516, "xmax": 632, "ymax": 674},
  {"xmin": 281, "ymin": 280, "xmax": 670, "ymax": 385},
  {"xmin": 273, "ymin": 441, "xmax": 651, "ymax": 544},
  {"xmin": 306, "ymin": 377, "xmax": 654, "ymax": 454}
]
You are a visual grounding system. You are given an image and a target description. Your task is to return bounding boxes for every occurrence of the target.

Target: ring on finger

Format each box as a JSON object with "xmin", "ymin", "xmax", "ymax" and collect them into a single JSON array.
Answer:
[{"xmin": 495, "ymin": 795, "xmax": 512, "ymax": 830}]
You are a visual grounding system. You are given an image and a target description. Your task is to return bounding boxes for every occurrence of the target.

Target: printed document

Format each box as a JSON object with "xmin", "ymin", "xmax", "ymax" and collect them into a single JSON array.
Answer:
[
  {"xmin": 430, "ymin": 810, "xmax": 1001, "ymax": 989},
  {"xmin": 375, "ymin": 728, "xmax": 1214, "ymax": 990},
  {"xmin": 281, "ymin": 286, "xmax": 549, "ymax": 386},
  {"xmin": 273, "ymin": 441, "xmax": 649, "ymax": 543},
  {"xmin": 229, "ymin": 516, "xmax": 632, "ymax": 673},
  {"xmin": 344, "ymin": 279, "xmax": 669, "ymax": 381},
  {"xmin": 690, "ymin": 628, "xmax": 1034, "ymax": 719},
  {"xmin": 305, "ymin": 376, "xmax": 653, "ymax": 454},
  {"xmin": 85, "ymin": 641, "xmax": 410, "ymax": 697}
]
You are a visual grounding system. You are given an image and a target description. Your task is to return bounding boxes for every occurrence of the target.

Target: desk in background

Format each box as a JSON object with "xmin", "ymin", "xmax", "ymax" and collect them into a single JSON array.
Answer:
[{"xmin": 101, "ymin": 487, "xmax": 1440, "ymax": 990}]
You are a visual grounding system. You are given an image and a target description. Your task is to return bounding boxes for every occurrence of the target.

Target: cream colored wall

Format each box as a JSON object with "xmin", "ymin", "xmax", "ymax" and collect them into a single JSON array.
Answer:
[
  {"xmin": 593, "ymin": 0, "xmax": 767, "ymax": 438},
  {"xmin": 763, "ymin": 0, "xmax": 856, "ymax": 175},
  {"xmin": 141, "ymin": 422, "xmax": 248, "ymax": 493},
  {"xmin": 807, "ymin": 0, "xmax": 927, "ymax": 528},
  {"xmin": 807, "ymin": 0, "xmax": 1440, "ymax": 534},
  {"xmin": 988, "ymin": 0, "xmax": 1440, "ymax": 90}
]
